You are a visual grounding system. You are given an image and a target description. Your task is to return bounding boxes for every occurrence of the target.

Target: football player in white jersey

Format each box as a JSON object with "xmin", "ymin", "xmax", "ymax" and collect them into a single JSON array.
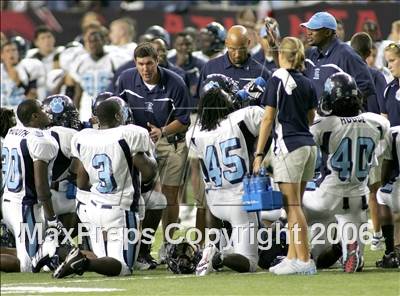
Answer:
[
  {"xmin": 376, "ymin": 126, "xmax": 400, "ymax": 268},
  {"xmin": 1, "ymin": 41, "xmax": 46, "ymax": 110},
  {"xmin": 68, "ymin": 24, "xmax": 130, "ymax": 121},
  {"xmin": 186, "ymin": 88, "xmax": 263, "ymax": 275},
  {"xmin": 54, "ymin": 98, "xmax": 157, "ymax": 278},
  {"xmin": 26, "ymin": 26, "xmax": 65, "ymax": 76},
  {"xmin": 1, "ymin": 100, "xmax": 60, "ymax": 272},
  {"xmin": 42, "ymin": 94, "xmax": 82, "ymax": 229},
  {"xmin": 303, "ymin": 73, "xmax": 391, "ymax": 272}
]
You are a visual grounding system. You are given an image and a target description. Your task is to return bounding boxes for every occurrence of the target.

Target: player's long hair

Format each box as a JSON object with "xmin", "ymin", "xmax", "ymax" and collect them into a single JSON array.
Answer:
[{"xmin": 198, "ymin": 88, "xmax": 235, "ymax": 131}]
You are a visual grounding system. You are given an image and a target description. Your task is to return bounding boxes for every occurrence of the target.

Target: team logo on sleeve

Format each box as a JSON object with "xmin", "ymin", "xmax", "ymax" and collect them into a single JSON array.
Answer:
[{"xmin": 49, "ymin": 97, "xmax": 65, "ymax": 114}]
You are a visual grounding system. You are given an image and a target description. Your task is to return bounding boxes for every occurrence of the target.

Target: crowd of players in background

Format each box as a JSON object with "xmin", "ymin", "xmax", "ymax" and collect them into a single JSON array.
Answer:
[{"xmin": 1, "ymin": 7, "xmax": 400, "ymax": 277}]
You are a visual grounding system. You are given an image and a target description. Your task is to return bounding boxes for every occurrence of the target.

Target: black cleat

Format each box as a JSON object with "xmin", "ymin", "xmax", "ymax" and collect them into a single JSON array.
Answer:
[
  {"xmin": 376, "ymin": 252, "xmax": 399, "ymax": 268},
  {"xmin": 53, "ymin": 247, "xmax": 87, "ymax": 278},
  {"xmin": 356, "ymin": 256, "xmax": 364, "ymax": 272},
  {"xmin": 211, "ymin": 251, "xmax": 223, "ymax": 271},
  {"xmin": 135, "ymin": 253, "xmax": 158, "ymax": 270},
  {"xmin": 31, "ymin": 236, "xmax": 60, "ymax": 273}
]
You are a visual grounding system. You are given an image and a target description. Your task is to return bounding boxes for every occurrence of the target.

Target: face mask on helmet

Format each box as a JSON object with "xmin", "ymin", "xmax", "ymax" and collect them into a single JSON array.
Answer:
[
  {"xmin": 165, "ymin": 241, "xmax": 202, "ymax": 274},
  {"xmin": 200, "ymin": 74, "xmax": 239, "ymax": 98},
  {"xmin": 43, "ymin": 94, "xmax": 82, "ymax": 130}
]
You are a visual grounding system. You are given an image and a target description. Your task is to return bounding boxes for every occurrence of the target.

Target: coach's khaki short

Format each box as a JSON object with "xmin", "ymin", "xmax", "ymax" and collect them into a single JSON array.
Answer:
[
  {"xmin": 272, "ymin": 145, "xmax": 317, "ymax": 183},
  {"xmin": 156, "ymin": 137, "xmax": 188, "ymax": 186}
]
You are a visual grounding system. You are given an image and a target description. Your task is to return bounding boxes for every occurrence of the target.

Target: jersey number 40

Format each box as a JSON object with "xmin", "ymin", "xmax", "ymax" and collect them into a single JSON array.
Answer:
[{"xmin": 330, "ymin": 137, "xmax": 375, "ymax": 182}]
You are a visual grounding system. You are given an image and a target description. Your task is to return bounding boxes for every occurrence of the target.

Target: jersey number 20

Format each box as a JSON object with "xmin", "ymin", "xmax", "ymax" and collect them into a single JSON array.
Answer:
[
  {"xmin": 1, "ymin": 147, "xmax": 22, "ymax": 192},
  {"xmin": 202, "ymin": 137, "xmax": 246, "ymax": 187}
]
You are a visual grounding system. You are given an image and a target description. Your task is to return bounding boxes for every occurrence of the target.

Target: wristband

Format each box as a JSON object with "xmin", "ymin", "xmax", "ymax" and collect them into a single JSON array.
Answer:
[{"xmin": 254, "ymin": 153, "xmax": 264, "ymax": 158}]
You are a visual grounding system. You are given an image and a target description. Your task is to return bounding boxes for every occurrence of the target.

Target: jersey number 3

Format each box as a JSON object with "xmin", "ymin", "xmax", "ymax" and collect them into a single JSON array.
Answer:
[
  {"xmin": 92, "ymin": 154, "xmax": 117, "ymax": 193},
  {"xmin": 202, "ymin": 137, "xmax": 246, "ymax": 187}
]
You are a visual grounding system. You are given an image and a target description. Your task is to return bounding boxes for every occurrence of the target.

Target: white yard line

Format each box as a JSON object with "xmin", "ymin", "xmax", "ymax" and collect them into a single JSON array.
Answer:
[
  {"xmin": 1, "ymin": 286, "xmax": 124, "ymax": 294},
  {"xmin": 1, "ymin": 267, "xmax": 379, "ymax": 288}
]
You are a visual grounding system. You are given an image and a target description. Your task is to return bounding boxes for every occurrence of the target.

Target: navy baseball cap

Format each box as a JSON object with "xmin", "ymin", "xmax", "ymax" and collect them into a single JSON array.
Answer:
[{"xmin": 301, "ymin": 12, "xmax": 337, "ymax": 31}]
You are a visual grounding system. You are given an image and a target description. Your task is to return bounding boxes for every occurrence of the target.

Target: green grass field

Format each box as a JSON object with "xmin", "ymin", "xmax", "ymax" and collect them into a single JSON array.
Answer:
[{"xmin": 1, "ymin": 241, "xmax": 399, "ymax": 296}]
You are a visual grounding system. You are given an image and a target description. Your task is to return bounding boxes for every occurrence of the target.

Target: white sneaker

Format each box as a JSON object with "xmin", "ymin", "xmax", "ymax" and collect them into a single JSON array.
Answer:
[
  {"xmin": 295, "ymin": 259, "xmax": 317, "ymax": 275},
  {"xmin": 273, "ymin": 258, "xmax": 299, "ymax": 275},
  {"xmin": 196, "ymin": 243, "xmax": 218, "ymax": 276},
  {"xmin": 269, "ymin": 257, "xmax": 293, "ymax": 273},
  {"xmin": 370, "ymin": 236, "xmax": 385, "ymax": 251}
]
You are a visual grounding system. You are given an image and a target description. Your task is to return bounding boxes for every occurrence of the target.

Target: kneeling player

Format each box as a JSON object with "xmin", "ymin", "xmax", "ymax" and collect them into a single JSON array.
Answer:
[
  {"xmin": 186, "ymin": 88, "xmax": 264, "ymax": 275},
  {"xmin": 53, "ymin": 98, "xmax": 157, "ymax": 278},
  {"xmin": 303, "ymin": 73, "xmax": 390, "ymax": 272},
  {"xmin": 1, "ymin": 100, "xmax": 59, "ymax": 272}
]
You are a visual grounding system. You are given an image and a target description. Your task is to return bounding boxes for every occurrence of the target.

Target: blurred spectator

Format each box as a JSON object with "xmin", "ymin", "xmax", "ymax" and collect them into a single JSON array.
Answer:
[
  {"xmin": 351, "ymin": 32, "xmax": 387, "ymax": 114},
  {"xmin": 169, "ymin": 32, "xmax": 206, "ymax": 97},
  {"xmin": 150, "ymin": 38, "xmax": 189, "ymax": 87},
  {"xmin": 336, "ymin": 19, "xmax": 345, "ymax": 41},
  {"xmin": 68, "ymin": 24, "xmax": 129, "ymax": 120},
  {"xmin": 108, "ymin": 17, "xmax": 137, "ymax": 57},
  {"xmin": 362, "ymin": 19, "xmax": 392, "ymax": 69},
  {"xmin": 74, "ymin": 11, "xmax": 104, "ymax": 43},
  {"xmin": 183, "ymin": 27, "xmax": 200, "ymax": 51},
  {"xmin": 192, "ymin": 22, "xmax": 226, "ymax": 62},
  {"xmin": 26, "ymin": 26, "xmax": 64, "ymax": 74},
  {"xmin": 1, "ymin": 32, "xmax": 7, "ymax": 47},
  {"xmin": 236, "ymin": 8, "xmax": 260, "ymax": 57},
  {"xmin": 1, "ymin": 40, "xmax": 46, "ymax": 110},
  {"xmin": 389, "ymin": 20, "xmax": 400, "ymax": 42},
  {"xmin": 366, "ymin": 43, "xmax": 394, "ymax": 83}
]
